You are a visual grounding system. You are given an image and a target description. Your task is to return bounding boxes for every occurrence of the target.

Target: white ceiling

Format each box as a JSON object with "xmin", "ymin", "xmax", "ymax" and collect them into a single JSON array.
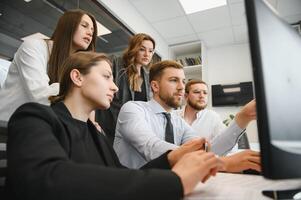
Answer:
[{"xmin": 128, "ymin": 0, "xmax": 301, "ymax": 54}]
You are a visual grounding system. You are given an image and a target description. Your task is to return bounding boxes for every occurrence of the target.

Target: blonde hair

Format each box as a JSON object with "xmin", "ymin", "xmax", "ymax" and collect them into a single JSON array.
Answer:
[{"xmin": 122, "ymin": 33, "xmax": 155, "ymax": 91}]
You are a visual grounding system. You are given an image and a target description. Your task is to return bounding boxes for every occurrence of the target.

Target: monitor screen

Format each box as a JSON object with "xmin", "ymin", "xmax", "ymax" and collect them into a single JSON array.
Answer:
[{"xmin": 245, "ymin": 0, "xmax": 301, "ymax": 180}]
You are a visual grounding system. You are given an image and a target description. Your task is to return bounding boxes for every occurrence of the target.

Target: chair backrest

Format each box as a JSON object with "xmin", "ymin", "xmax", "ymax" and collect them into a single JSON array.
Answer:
[
  {"xmin": 0, "ymin": 143, "xmax": 6, "ymax": 186},
  {"xmin": 0, "ymin": 121, "xmax": 8, "ymax": 198}
]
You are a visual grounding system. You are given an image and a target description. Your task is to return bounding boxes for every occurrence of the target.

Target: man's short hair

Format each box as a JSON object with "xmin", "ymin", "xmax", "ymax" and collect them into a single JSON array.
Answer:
[
  {"xmin": 149, "ymin": 60, "xmax": 183, "ymax": 82},
  {"xmin": 185, "ymin": 79, "xmax": 207, "ymax": 94}
]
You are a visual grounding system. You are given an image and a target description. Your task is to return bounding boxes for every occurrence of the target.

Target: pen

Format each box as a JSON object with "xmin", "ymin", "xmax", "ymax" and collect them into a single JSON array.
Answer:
[{"xmin": 204, "ymin": 142, "xmax": 209, "ymax": 152}]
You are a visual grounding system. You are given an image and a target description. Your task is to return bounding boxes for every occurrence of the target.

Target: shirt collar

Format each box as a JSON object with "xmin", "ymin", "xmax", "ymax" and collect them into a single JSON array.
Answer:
[
  {"xmin": 181, "ymin": 105, "xmax": 206, "ymax": 119},
  {"xmin": 179, "ymin": 106, "xmax": 186, "ymax": 118},
  {"xmin": 196, "ymin": 109, "xmax": 205, "ymax": 118},
  {"xmin": 149, "ymin": 98, "xmax": 169, "ymax": 114}
]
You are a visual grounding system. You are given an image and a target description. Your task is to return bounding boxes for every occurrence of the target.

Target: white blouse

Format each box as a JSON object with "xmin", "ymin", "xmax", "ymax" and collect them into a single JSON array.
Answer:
[{"xmin": 0, "ymin": 39, "xmax": 59, "ymax": 121}]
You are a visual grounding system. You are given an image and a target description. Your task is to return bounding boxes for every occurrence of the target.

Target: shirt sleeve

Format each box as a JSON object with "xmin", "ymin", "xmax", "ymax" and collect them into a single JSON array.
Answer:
[
  {"xmin": 211, "ymin": 113, "xmax": 227, "ymax": 140},
  {"xmin": 117, "ymin": 102, "xmax": 178, "ymax": 161},
  {"xmin": 13, "ymin": 39, "xmax": 59, "ymax": 105},
  {"xmin": 210, "ymin": 121, "xmax": 244, "ymax": 156},
  {"xmin": 178, "ymin": 118, "xmax": 200, "ymax": 144}
]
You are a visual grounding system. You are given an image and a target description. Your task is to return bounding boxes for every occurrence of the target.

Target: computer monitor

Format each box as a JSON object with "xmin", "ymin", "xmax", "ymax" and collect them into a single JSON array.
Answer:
[{"xmin": 245, "ymin": 0, "xmax": 301, "ymax": 198}]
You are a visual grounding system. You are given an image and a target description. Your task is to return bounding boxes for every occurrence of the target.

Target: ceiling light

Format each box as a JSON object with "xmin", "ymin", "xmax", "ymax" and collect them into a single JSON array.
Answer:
[
  {"xmin": 24, "ymin": 0, "xmax": 32, "ymax": 2},
  {"xmin": 20, "ymin": 25, "xmax": 111, "ymax": 41},
  {"xmin": 179, "ymin": 0, "xmax": 227, "ymax": 14},
  {"xmin": 21, "ymin": 32, "xmax": 50, "ymax": 41},
  {"xmin": 96, "ymin": 20, "xmax": 111, "ymax": 36}
]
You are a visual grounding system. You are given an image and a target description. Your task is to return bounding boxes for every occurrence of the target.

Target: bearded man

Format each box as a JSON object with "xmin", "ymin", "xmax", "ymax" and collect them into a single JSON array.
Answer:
[{"xmin": 114, "ymin": 61, "xmax": 260, "ymax": 173}]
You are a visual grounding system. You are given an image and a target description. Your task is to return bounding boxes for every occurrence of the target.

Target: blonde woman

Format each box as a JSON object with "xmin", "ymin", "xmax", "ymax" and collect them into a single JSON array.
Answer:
[{"xmin": 96, "ymin": 33, "xmax": 155, "ymax": 143}]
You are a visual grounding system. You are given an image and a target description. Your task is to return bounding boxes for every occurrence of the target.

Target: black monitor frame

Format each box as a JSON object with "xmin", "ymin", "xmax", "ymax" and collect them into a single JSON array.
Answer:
[{"xmin": 245, "ymin": 0, "xmax": 301, "ymax": 180}]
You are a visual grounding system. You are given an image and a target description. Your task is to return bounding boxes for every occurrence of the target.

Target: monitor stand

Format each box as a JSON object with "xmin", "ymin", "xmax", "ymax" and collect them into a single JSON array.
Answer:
[{"xmin": 262, "ymin": 189, "xmax": 301, "ymax": 200}]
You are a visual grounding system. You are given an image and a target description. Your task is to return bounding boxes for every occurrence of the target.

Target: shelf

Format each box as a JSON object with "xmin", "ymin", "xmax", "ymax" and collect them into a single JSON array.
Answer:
[
  {"xmin": 176, "ymin": 55, "xmax": 202, "ymax": 67},
  {"xmin": 183, "ymin": 64, "xmax": 202, "ymax": 69},
  {"xmin": 183, "ymin": 65, "xmax": 202, "ymax": 80},
  {"xmin": 171, "ymin": 42, "xmax": 205, "ymax": 81}
]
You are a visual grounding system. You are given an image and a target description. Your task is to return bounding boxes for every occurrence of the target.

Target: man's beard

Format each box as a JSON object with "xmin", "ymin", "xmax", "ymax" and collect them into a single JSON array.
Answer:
[
  {"xmin": 159, "ymin": 93, "xmax": 182, "ymax": 109},
  {"xmin": 187, "ymin": 99, "xmax": 207, "ymax": 110}
]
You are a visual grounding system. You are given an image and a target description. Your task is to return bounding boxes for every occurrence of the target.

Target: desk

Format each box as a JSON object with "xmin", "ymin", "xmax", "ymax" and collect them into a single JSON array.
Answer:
[{"xmin": 185, "ymin": 173, "xmax": 301, "ymax": 200}]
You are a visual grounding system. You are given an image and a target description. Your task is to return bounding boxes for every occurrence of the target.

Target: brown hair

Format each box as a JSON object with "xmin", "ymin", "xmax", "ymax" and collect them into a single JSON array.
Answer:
[
  {"xmin": 48, "ymin": 9, "xmax": 97, "ymax": 84},
  {"xmin": 185, "ymin": 79, "xmax": 208, "ymax": 94},
  {"xmin": 49, "ymin": 51, "xmax": 111, "ymax": 104},
  {"xmin": 122, "ymin": 33, "xmax": 155, "ymax": 92},
  {"xmin": 149, "ymin": 60, "xmax": 183, "ymax": 82}
]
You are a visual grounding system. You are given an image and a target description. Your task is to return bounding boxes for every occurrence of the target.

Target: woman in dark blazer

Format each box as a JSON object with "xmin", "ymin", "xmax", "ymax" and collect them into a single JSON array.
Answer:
[
  {"xmin": 96, "ymin": 33, "xmax": 154, "ymax": 144},
  {"xmin": 6, "ymin": 51, "xmax": 223, "ymax": 200}
]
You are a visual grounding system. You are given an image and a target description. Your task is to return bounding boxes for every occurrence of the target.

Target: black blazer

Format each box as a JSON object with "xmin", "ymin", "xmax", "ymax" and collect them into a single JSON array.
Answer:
[
  {"xmin": 6, "ymin": 102, "xmax": 182, "ymax": 200},
  {"xmin": 96, "ymin": 56, "xmax": 152, "ymax": 144}
]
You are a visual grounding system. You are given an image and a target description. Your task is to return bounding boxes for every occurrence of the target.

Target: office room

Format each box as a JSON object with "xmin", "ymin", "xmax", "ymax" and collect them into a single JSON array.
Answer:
[{"xmin": 1, "ymin": 0, "xmax": 301, "ymax": 199}]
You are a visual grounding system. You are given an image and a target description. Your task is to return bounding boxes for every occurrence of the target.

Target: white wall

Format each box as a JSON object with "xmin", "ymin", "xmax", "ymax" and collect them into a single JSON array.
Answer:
[
  {"xmin": 205, "ymin": 43, "xmax": 258, "ymax": 142},
  {"xmin": 97, "ymin": 0, "xmax": 170, "ymax": 59}
]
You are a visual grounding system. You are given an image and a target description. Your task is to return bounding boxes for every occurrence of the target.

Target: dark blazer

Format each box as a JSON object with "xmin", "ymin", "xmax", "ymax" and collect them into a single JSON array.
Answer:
[
  {"xmin": 6, "ymin": 102, "xmax": 182, "ymax": 200},
  {"xmin": 96, "ymin": 56, "xmax": 152, "ymax": 144}
]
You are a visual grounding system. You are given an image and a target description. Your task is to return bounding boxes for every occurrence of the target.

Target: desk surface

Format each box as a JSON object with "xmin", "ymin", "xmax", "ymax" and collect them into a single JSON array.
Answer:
[{"xmin": 185, "ymin": 173, "xmax": 301, "ymax": 200}]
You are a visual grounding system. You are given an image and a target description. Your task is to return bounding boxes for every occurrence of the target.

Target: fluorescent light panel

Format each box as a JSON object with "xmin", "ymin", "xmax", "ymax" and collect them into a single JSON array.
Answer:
[
  {"xmin": 21, "ymin": 22, "xmax": 111, "ymax": 42},
  {"xmin": 179, "ymin": 0, "xmax": 227, "ymax": 14},
  {"xmin": 21, "ymin": 32, "xmax": 50, "ymax": 41},
  {"xmin": 96, "ymin": 20, "xmax": 111, "ymax": 36}
]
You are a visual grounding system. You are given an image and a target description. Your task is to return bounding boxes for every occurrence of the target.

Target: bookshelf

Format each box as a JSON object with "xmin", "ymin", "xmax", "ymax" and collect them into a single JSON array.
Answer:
[
  {"xmin": 183, "ymin": 64, "xmax": 202, "ymax": 81},
  {"xmin": 171, "ymin": 41, "xmax": 206, "ymax": 82},
  {"xmin": 176, "ymin": 53, "xmax": 204, "ymax": 81},
  {"xmin": 176, "ymin": 55, "xmax": 202, "ymax": 67}
]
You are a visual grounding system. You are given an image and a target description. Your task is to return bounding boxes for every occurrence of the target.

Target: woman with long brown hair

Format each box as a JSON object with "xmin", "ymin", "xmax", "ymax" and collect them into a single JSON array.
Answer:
[
  {"xmin": 0, "ymin": 9, "xmax": 97, "ymax": 121},
  {"xmin": 7, "ymin": 51, "xmax": 223, "ymax": 200},
  {"xmin": 96, "ymin": 33, "xmax": 155, "ymax": 143}
]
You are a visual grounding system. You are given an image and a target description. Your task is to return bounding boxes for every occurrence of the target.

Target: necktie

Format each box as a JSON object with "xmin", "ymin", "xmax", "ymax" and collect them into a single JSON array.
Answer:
[{"xmin": 162, "ymin": 112, "xmax": 174, "ymax": 144}]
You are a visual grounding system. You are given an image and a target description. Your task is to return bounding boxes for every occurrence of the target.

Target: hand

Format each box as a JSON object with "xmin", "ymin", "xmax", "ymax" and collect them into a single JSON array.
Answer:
[
  {"xmin": 167, "ymin": 138, "xmax": 206, "ymax": 167},
  {"xmin": 235, "ymin": 99, "xmax": 257, "ymax": 129},
  {"xmin": 221, "ymin": 150, "xmax": 261, "ymax": 173},
  {"xmin": 171, "ymin": 151, "xmax": 225, "ymax": 196}
]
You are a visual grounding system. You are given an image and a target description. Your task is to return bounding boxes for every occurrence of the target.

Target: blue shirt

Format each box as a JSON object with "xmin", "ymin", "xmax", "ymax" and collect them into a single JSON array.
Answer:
[
  {"xmin": 114, "ymin": 99, "xmax": 198, "ymax": 168},
  {"xmin": 114, "ymin": 99, "xmax": 244, "ymax": 169}
]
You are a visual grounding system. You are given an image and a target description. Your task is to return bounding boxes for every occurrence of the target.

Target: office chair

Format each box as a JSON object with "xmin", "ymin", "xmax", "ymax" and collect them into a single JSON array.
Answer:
[{"xmin": 0, "ymin": 120, "xmax": 8, "ymax": 199}]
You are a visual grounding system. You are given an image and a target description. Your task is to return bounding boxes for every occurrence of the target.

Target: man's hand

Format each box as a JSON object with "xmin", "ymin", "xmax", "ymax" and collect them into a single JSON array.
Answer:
[
  {"xmin": 221, "ymin": 150, "xmax": 261, "ymax": 173},
  {"xmin": 168, "ymin": 138, "xmax": 206, "ymax": 167},
  {"xmin": 235, "ymin": 99, "xmax": 257, "ymax": 129},
  {"xmin": 171, "ymin": 150, "xmax": 225, "ymax": 195}
]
